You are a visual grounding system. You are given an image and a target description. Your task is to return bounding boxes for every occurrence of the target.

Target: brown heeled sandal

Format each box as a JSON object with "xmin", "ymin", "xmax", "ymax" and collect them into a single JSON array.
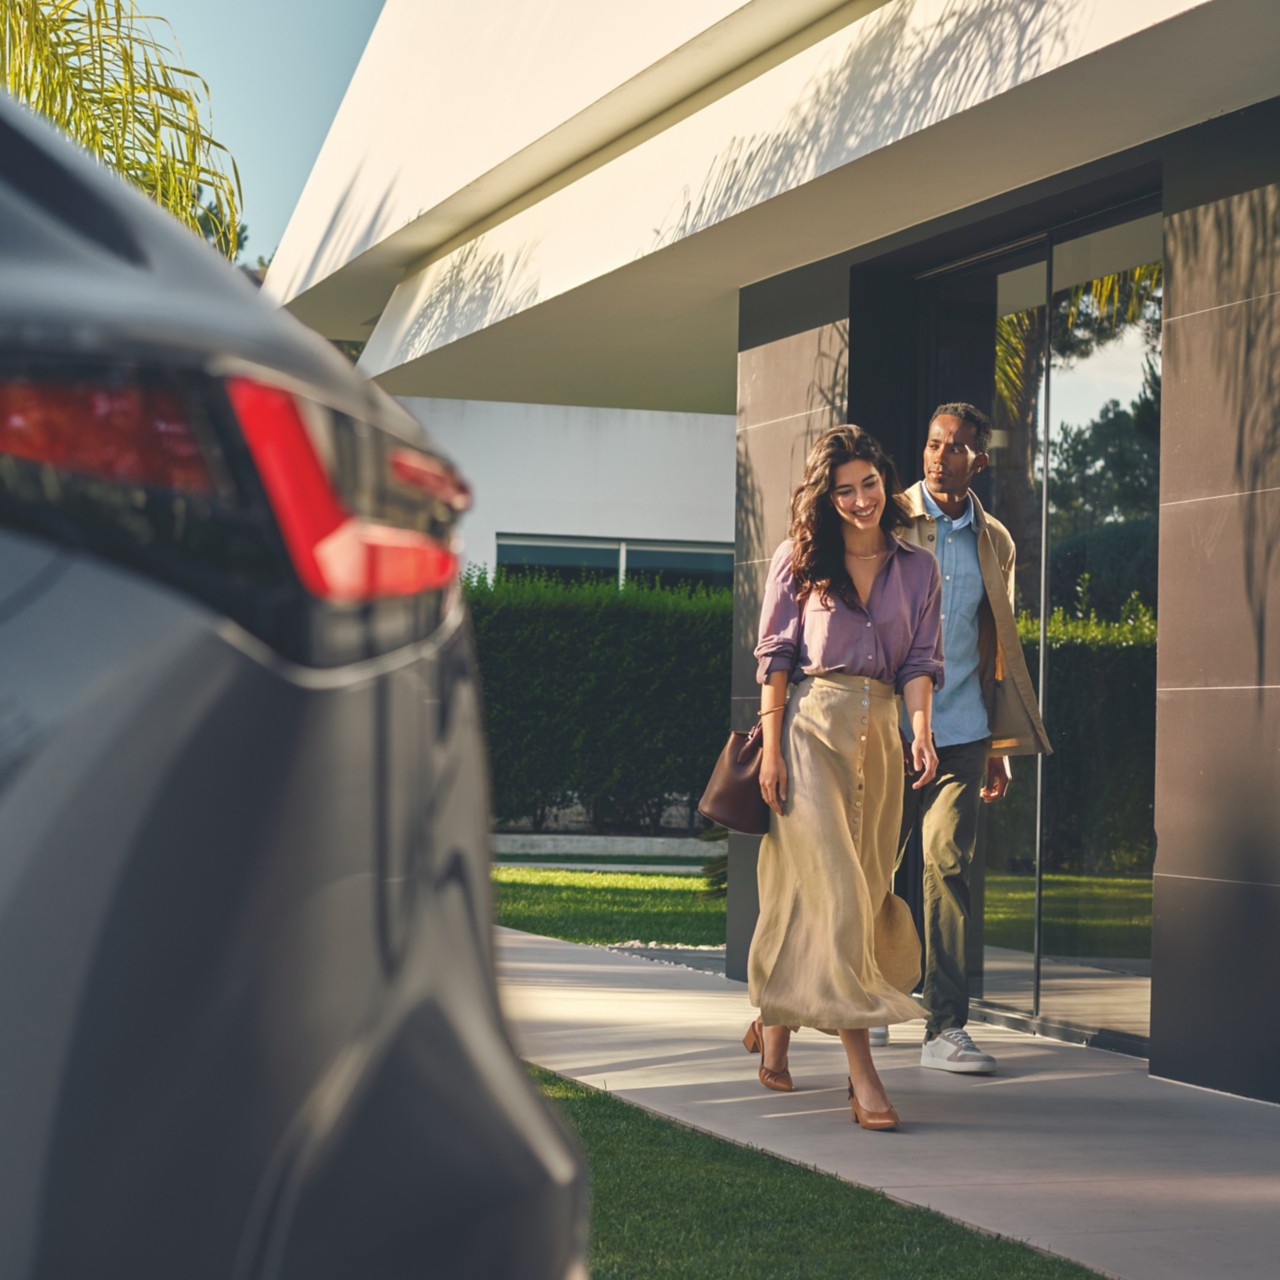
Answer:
[
  {"xmin": 743, "ymin": 1017, "xmax": 794, "ymax": 1092},
  {"xmin": 848, "ymin": 1077, "xmax": 899, "ymax": 1130}
]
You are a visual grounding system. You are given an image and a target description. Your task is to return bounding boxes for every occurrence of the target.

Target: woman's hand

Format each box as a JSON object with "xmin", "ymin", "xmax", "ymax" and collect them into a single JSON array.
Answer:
[
  {"xmin": 909, "ymin": 733, "xmax": 938, "ymax": 789},
  {"xmin": 760, "ymin": 746, "xmax": 788, "ymax": 815}
]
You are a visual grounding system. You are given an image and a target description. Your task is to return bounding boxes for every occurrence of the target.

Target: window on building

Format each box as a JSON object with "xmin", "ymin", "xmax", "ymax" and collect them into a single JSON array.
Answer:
[{"xmin": 495, "ymin": 536, "xmax": 732, "ymax": 591}]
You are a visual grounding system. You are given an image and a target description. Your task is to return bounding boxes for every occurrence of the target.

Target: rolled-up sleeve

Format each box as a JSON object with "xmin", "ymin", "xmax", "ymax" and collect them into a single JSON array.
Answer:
[
  {"xmin": 754, "ymin": 542, "xmax": 803, "ymax": 683},
  {"xmin": 896, "ymin": 554, "xmax": 945, "ymax": 693}
]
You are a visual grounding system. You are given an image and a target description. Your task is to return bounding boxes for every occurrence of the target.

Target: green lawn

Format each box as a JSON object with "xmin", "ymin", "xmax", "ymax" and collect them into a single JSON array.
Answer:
[
  {"xmin": 537, "ymin": 1066, "xmax": 1101, "ymax": 1280},
  {"xmin": 492, "ymin": 867, "xmax": 725, "ymax": 945},
  {"xmin": 985, "ymin": 873, "xmax": 1152, "ymax": 959},
  {"xmin": 494, "ymin": 866, "xmax": 1153, "ymax": 959},
  {"xmin": 494, "ymin": 852, "xmax": 705, "ymax": 867}
]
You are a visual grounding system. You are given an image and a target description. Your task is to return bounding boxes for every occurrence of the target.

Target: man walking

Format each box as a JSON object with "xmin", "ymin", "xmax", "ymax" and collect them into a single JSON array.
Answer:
[{"xmin": 879, "ymin": 402, "xmax": 1050, "ymax": 1073}]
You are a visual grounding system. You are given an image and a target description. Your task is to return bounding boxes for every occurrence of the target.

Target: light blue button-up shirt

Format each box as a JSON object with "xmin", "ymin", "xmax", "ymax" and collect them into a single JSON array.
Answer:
[{"xmin": 913, "ymin": 488, "xmax": 990, "ymax": 748}]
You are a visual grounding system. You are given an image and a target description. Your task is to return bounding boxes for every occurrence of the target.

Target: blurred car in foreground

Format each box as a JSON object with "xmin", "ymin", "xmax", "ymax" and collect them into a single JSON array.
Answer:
[{"xmin": 0, "ymin": 92, "xmax": 586, "ymax": 1280}]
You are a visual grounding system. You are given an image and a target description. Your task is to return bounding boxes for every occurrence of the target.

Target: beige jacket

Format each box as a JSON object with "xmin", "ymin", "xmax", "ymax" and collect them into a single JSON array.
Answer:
[{"xmin": 897, "ymin": 481, "xmax": 1051, "ymax": 757}]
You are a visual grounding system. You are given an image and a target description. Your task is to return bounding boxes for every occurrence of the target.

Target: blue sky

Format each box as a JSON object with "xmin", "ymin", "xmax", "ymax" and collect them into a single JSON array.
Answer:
[{"xmin": 151, "ymin": 0, "xmax": 385, "ymax": 262}]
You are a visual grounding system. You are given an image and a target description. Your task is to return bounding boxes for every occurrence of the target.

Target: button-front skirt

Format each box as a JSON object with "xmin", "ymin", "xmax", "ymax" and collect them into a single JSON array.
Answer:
[{"xmin": 748, "ymin": 673, "xmax": 924, "ymax": 1032}]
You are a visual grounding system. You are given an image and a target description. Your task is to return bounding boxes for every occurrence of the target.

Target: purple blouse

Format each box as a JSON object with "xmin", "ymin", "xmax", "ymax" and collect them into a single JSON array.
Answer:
[{"xmin": 754, "ymin": 538, "xmax": 945, "ymax": 692}]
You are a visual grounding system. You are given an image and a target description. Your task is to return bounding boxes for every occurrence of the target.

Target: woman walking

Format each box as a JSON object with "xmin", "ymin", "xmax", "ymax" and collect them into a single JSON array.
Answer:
[{"xmin": 744, "ymin": 425, "xmax": 941, "ymax": 1130}]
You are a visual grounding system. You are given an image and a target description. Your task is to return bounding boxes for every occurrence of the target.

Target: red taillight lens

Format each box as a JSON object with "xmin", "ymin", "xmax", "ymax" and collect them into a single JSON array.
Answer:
[
  {"xmin": 389, "ymin": 446, "xmax": 472, "ymax": 513},
  {"xmin": 0, "ymin": 377, "xmax": 213, "ymax": 492},
  {"xmin": 226, "ymin": 377, "xmax": 459, "ymax": 602}
]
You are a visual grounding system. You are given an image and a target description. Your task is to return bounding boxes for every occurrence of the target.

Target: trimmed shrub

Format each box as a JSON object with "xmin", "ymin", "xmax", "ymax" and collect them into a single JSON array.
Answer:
[
  {"xmin": 986, "ymin": 602, "xmax": 1156, "ymax": 875},
  {"xmin": 466, "ymin": 570, "xmax": 1156, "ymax": 868},
  {"xmin": 465, "ymin": 570, "xmax": 731, "ymax": 833}
]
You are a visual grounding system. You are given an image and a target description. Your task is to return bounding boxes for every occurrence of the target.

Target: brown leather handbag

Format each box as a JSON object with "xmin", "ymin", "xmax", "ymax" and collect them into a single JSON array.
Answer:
[
  {"xmin": 697, "ymin": 720, "xmax": 771, "ymax": 835},
  {"xmin": 700, "ymin": 597, "xmax": 805, "ymax": 836}
]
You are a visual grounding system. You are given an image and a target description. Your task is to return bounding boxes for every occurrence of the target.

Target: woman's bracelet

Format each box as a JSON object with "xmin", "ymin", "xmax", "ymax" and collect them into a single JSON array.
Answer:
[{"xmin": 757, "ymin": 705, "xmax": 786, "ymax": 718}]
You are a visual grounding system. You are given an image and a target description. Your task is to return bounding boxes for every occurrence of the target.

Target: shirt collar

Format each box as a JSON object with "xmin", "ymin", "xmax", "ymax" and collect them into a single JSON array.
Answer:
[{"xmin": 921, "ymin": 484, "xmax": 974, "ymax": 531}]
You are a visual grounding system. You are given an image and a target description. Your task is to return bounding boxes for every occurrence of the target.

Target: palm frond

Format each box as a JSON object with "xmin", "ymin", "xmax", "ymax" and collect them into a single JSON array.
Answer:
[{"xmin": 1, "ymin": 0, "xmax": 241, "ymax": 257}]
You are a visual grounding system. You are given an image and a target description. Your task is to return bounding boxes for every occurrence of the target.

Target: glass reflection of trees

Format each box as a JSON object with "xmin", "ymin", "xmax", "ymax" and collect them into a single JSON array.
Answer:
[
  {"xmin": 991, "ymin": 262, "xmax": 1163, "ymax": 618},
  {"xmin": 1048, "ymin": 263, "xmax": 1162, "ymax": 620}
]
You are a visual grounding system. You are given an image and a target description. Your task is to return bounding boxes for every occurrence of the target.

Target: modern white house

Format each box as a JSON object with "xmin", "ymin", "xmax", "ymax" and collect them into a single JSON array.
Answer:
[{"xmin": 267, "ymin": 0, "xmax": 1280, "ymax": 1106}]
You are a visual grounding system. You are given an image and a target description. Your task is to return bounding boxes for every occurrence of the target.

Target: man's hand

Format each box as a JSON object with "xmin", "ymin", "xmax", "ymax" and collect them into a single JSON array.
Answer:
[{"xmin": 981, "ymin": 754, "xmax": 1011, "ymax": 803}]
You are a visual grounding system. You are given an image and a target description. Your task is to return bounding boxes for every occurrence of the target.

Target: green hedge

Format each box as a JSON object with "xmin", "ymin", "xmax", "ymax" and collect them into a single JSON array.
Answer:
[
  {"xmin": 986, "ymin": 602, "xmax": 1157, "ymax": 875},
  {"xmin": 466, "ymin": 572, "xmax": 1156, "ymax": 867},
  {"xmin": 465, "ymin": 571, "xmax": 732, "ymax": 832}
]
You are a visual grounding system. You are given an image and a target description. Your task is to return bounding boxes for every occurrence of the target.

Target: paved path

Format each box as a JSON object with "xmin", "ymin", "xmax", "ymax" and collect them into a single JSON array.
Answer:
[{"xmin": 497, "ymin": 928, "xmax": 1280, "ymax": 1280}]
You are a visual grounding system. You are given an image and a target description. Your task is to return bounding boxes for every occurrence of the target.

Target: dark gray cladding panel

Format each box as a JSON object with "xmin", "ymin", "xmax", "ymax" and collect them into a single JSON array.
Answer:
[
  {"xmin": 725, "ymin": 832, "xmax": 761, "ymax": 984},
  {"xmin": 1160, "ymin": 296, "xmax": 1280, "ymax": 507},
  {"xmin": 1154, "ymin": 687, "xmax": 1280, "ymax": 887},
  {"xmin": 1162, "ymin": 95, "xmax": 1280, "ymax": 221},
  {"xmin": 1156, "ymin": 490, "xmax": 1280, "ymax": 692},
  {"xmin": 1150, "ymin": 873, "xmax": 1280, "ymax": 1105}
]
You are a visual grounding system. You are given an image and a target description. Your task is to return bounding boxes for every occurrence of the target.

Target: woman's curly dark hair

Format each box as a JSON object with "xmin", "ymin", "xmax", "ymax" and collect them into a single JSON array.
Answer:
[{"xmin": 788, "ymin": 424, "xmax": 907, "ymax": 604}]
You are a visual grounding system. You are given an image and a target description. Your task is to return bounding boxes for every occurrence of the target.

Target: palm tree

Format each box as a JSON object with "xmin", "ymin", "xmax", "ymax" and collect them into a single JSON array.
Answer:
[{"xmin": 1, "ymin": 0, "xmax": 241, "ymax": 257}]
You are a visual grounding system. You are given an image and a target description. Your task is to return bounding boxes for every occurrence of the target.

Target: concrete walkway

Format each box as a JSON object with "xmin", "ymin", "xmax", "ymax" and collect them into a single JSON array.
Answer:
[{"xmin": 497, "ymin": 928, "xmax": 1280, "ymax": 1280}]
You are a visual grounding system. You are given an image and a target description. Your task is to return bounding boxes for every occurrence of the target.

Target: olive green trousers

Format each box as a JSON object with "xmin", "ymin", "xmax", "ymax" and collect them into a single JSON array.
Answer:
[{"xmin": 897, "ymin": 737, "xmax": 989, "ymax": 1038}]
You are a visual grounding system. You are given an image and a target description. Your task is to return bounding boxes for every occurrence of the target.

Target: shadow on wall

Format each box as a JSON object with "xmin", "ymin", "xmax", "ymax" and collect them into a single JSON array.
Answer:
[
  {"xmin": 309, "ymin": 0, "xmax": 1083, "ymax": 361},
  {"xmin": 808, "ymin": 318, "xmax": 849, "ymax": 428},
  {"xmin": 734, "ymin": 430, "xmax": 767, "ymax": 688},
  {"xmin": 1166, "ymin": 185, "xmax": 1280, "ymax": 695},
  {"xmin": 270, "ymin": 155, "xmax": 397, "ymax": 306},
  {"xmin": 734, "ymin": 318, "xmax": 849, "ymax": 685},
  {"xmin": 649, "ymin": 0, "xmax": 1080, "ymax": 253},
  {"xmin": 399, "ymin": 239, "xmax": 542, "ymax": 366}
]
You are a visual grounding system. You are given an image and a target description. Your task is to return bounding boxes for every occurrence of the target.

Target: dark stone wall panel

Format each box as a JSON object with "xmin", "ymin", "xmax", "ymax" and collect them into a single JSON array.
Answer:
[
  {"xmin": 1157, "ymin": 486, "xmax": 1280, "ymax": 691},
  {"xmin": 731, "ymin": 561, "xmax": 762, "ymax": 706},
  {"xmin": 1150, "ymin": 873, "xmax": 1280, "ymax": 1103},
  {"xmin": 1161, "ymin": 292, "xmax": 1280, "ymax": 507},
  {"xmin": 1153, "ymin": 687, "xmax": 1280, "ymax": 886},
  {"xmin": 725, "ymin": 832, "xmax": 761, "ymax": 983},
  {"xmin": 737, "ymin": 322, "xmax": 848, "ymax": 433},
  {"xmin": 730, "ymin": 302, "xmax": 850, "ymax": 980},
  {"xmin": 734, "ymin": 415, "xmax": 824, "ymax": 566},
  {"xmin": 1164, "ymin": 181, "xmax": 1280, "ymax": 319}
]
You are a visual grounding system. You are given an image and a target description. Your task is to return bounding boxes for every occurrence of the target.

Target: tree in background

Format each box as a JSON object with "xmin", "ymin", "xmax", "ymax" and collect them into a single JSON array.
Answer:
[
  {"xmin": 1, "ymin": 0, "xmax": 241, "ymax": 257},
  {"xmin": 1048, "ymin": 359, "xmax": 1161, "ymax": 542},
  {"xmin": 194, "ymin": 182, "xmax": 247, "ymax": 258}
]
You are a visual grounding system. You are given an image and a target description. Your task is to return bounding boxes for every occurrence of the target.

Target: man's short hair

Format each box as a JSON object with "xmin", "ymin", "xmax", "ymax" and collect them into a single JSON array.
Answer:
[{"xmin": 930, "ymin": 402, "xmax": 992, "ymax": 454}]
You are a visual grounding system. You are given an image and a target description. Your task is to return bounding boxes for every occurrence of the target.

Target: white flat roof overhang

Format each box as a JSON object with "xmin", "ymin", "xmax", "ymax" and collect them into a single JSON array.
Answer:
[{"xmin": 356, "ymin": 0, "xmax": 1280, "ymax": 414}]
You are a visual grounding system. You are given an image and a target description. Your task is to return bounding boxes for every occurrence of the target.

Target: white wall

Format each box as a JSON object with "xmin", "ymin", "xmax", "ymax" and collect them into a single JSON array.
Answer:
[
  {"xmin": 398, "ymin": 398, "xmax": 735, "ymax": 573},
  {"xmin": 267, "ymin": 0, "xmax": 852, "ymax": 317}
]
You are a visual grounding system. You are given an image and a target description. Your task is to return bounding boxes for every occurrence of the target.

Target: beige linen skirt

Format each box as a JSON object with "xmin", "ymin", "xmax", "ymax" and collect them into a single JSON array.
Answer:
[{"xmin": 748, "ymin": 673, "xmax": 924, "ymax": 1032}]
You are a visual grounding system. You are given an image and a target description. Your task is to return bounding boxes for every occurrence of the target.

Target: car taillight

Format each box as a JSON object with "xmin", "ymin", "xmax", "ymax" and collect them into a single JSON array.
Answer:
[
  {"xmin": 0, "ymin": 376, "xmax": 214, "ymax": 493},
  {"xmin": 389, "ymin": 447, "xmax": 472, "ymax": 513},
  {"xmin": 225, "ymin": 377, "xmax": 459, "ymax": 602}
]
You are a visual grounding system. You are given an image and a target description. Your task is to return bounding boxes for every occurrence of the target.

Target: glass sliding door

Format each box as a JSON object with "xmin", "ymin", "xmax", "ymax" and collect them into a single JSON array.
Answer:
[
  {"xmin": 1039, "ymin": 214, "xmax": 1161, "ymax": 1042},
  {"xmin": 916, "ymin": 205, "xmax": 1161, "ymax": 1048},
  {"xmin": 921, "ymin": 247, "xmax": 1048, "ymax": 1019}
]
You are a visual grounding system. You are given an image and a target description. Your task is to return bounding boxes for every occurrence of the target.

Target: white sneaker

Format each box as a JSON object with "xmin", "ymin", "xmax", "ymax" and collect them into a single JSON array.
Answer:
[
  {"xmin": 920, "ymin": 1027, "xmax": 996, "ymax": 1074},
  {"xmin": 868, "ymin": 1026, "xmax": 889, "ymax": 1048}
]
